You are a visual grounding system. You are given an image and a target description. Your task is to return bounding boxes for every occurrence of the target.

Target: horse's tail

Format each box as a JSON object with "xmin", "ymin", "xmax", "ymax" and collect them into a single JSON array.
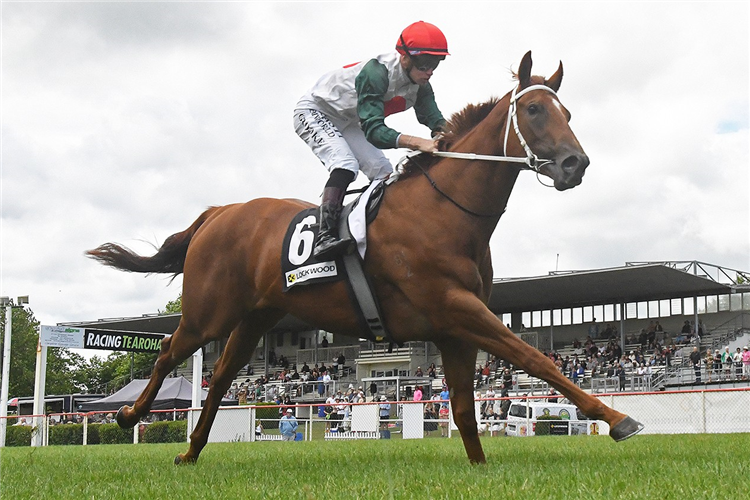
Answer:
[{"xmin": 86, "ymin": 206, "xmax": 223, "ymax": 278}]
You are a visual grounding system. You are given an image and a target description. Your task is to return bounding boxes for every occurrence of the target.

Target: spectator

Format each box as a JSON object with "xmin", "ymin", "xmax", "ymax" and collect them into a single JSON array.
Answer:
[
  {"xmin": 721, "ymin": 347, "xmax": 733, "ymax": 380},
  {"xmin": 733, "ymin": 347, "xmax": 743, "ymax": 380},
  {"xmin": 548, "ymin": 388, "xmax": 559, "ymax": 403},
  {"xmin": 713, "ymin": 349, "xmax": 722, "ymax": 381},
  {"xmin": 415, "ymin": 366, "xmax": 424, "ymax": 377},
  {"xmin": 690, "ymin": 347, "xmax": 702, "ymax": 383},
  {"xmin": 588, "ymin": 318, "xmax": 599, "ymax": 339},
  {"xmin": 427, "ymin": 363, "xmax": 437, "ymax": 378},
  {"xmin": 322, "ymin": 371, "xmax": 332, "ymax": 396},
  {"xmin": 332, "ymin": 355, "xmax": 339, "ymax": 375},
  {"xmin": 705, "ymin": 349, "xmax": 715, "ymax": 382},
  {"xmin": 279, "ymin": 409, "xmax": 298, "ymax": 441},
  {"xmin": 438, "ymin": 399, "xmax": 450, "ymax": 437},
  {"xmin": 616, "ymin": 364, "xmax": 626, "ymax": 391},
  {"xmin": 321, "ymin": 335, "xmax": 329, "ymax": 348},
  {"xmin": 413, "ymin": 385, "xmax": 423, "ymax": 402},
  {"xmin": 742, "ymin": 346, "xmax": 750, "ymax": 380},
  {"xmin": 423, "ymin": 403, "xmax": 438, "ymax": 436},
  {"xmin": 379, "ymin": 396, "xmax": 391, "ymax": 430}
]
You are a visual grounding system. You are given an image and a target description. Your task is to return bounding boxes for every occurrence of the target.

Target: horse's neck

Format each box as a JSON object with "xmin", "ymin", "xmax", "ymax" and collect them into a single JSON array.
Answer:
[{"xmin": 433, "ymin": 101, "xmax": 521, "ymax": 234}]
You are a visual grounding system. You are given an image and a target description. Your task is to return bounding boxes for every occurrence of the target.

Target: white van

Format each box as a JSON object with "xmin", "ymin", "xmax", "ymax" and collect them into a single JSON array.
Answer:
[{"xmin": 505, "ymin": 401, "xmax": 598, "ymax": 437}]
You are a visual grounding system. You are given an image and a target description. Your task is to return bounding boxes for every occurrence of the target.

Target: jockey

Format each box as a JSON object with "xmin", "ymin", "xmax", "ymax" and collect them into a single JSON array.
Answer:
[{"xmin": 294, "ymin": 21, "xmax": 450, "ymax": 259}]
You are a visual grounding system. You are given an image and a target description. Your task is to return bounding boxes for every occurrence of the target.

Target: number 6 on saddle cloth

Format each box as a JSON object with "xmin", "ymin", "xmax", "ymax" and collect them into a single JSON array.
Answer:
[{"xmin": 280, "ymin": 180, "xmax": 392, "ymax": 345}]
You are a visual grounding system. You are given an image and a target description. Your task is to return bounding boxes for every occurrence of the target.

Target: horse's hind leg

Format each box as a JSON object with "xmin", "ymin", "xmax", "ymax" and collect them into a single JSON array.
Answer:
[
  {"xmin": 117, "ymin": 319, "xmax": 230, "ymax": 429},
  {"xmin": 436, "ymin": 338, "xmax": 486, "ymax": 464},
  {"xmin": 175, "ymin": 309, "xmax": 284, "ymax": 465}
]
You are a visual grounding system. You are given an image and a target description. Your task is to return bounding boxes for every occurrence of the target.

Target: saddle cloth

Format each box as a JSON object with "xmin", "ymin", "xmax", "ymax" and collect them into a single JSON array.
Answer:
[
  {"xmin": 280, "ymin": 180, "xmax": 389, "ymax": 343},
  {"xmin": 280, "ymin": 179, "xmax": 384, "ymax": 292}
]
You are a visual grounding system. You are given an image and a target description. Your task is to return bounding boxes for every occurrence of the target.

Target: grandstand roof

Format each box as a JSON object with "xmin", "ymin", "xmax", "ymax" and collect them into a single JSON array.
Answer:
[
  {"xmin": 487, "ymin": 261, "xmax": 742, "ymax": 314},
  {"xmin": 63, "ymin": 261, "xmax": 747, "ymax": 333}
]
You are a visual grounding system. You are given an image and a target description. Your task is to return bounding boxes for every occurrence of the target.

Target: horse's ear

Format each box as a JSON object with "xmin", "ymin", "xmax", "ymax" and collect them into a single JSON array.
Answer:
[
  {"xmin": 518, "ymin": 51, "xmax": 533, "ymax": 88},
  {"xmin": 545, "ymin": 61, "xmax": 563, "ymax": 92}
]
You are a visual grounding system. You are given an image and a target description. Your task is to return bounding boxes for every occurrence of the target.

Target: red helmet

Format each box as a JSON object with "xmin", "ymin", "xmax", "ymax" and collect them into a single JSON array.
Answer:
[{"xmin": 396, "ymin": 21, "xmax": 450, "ymax": 57}]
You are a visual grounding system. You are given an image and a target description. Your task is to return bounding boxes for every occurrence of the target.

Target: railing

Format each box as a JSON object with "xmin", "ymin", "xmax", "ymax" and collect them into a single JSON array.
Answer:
[
  {"xmin": 357, "ymin": 342, "xmax": 426, "ymax": 359},
  {"xmin": 296, "ymin": 345, "xmax": 361, "ymax": 367}
]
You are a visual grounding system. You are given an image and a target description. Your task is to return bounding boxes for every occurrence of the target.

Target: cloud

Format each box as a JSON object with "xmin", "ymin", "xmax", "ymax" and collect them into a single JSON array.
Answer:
[{"xmin": 2, "ymin": 2, "xmax": 748, "ymax": 330}]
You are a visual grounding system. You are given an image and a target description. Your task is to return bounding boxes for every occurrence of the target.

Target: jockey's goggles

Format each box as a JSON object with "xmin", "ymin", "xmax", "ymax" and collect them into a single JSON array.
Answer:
[{"xmin": 409, "ymin": 54, "xmax": 443, "ymax": 72}]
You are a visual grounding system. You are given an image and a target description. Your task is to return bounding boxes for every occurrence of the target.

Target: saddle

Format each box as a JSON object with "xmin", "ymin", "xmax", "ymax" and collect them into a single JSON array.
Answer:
[{"xmin": 281, "ymin": 180, "xmax": 392, "ymax": 344}]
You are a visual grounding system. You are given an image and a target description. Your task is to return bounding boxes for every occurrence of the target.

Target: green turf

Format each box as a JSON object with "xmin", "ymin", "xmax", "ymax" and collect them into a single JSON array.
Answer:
[{"xmin": 2, "ymin": 434, "xmax": 748, "ymax": 499}]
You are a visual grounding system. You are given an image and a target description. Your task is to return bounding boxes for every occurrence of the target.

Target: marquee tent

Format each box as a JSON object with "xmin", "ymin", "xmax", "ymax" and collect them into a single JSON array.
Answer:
[{"xmin": 79, "ymin": 376, "xmax": 237, "ymax": 412}]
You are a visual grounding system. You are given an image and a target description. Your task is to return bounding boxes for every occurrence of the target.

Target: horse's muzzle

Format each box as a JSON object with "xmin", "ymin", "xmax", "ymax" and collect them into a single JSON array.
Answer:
[{"xmin": 553, "ymin": 152, "xmax": 589, "ymax": 191}]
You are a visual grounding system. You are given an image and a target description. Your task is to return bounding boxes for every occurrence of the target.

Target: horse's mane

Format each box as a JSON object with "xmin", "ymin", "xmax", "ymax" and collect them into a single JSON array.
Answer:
[
  {"xmin": 398, "ymin": 73, "xmax": 548, "ymax": 179},
  {"xmin": 398, "ymin": 97, "xmax": 502, "ymax": 179}
]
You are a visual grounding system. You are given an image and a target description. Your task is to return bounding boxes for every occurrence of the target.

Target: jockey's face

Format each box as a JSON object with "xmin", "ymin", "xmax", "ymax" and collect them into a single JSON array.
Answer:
[{"xmin": 399, "ymin": 54, "xmax": 437, "ymax": 85}]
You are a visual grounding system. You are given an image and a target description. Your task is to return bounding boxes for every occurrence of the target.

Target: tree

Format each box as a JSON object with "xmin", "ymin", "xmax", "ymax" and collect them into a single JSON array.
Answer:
[
  {"xmin": 161, "ymin": 294, "xmax": 182, "ymax": 314},
  {"xmin": 0, "ymin": 303, "xmax": 83, "ymax": 398}
]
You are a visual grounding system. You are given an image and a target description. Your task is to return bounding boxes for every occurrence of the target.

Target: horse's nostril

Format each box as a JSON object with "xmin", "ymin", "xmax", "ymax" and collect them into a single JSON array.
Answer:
[{"xmin": 562, "ymin": 154, "xmax": 588, "ymax": 172}]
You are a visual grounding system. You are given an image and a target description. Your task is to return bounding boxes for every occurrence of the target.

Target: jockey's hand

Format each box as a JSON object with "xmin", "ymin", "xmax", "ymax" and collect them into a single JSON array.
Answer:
[{"xmin": 398, "ymin": 134, "xmax": 438, "ymax": 154}]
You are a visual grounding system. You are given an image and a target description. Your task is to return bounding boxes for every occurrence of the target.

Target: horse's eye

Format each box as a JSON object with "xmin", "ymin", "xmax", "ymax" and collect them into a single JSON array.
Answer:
[{"xmin": 527, "ymin": 104, "xmax": 540, "ymax": 115}]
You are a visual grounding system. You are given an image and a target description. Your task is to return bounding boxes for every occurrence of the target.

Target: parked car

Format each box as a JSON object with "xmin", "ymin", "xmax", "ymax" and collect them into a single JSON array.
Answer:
[{"xmin": 505, "ymin": 401, "xmax": 597, "ymax": 437}]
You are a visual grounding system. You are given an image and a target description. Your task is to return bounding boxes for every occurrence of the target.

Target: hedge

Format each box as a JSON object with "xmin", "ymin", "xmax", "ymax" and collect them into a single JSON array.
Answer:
[
  {"xmin": 254, "ymin": 402, "xmax": 281, "ymax": 430},
  {"xmin": 142, "ymin": 421, "xmax": 187, "ymax": 443},
  {"xmin": 5, "ymin": 425, "xmax": 32, "ymax": 447},
  {"xmin": 98, "ymin": 423, "xmax": 132, "ymax": 444},
  {"xmin": 49, "ymin": 423, "xmax": 84, "ymax": 445}
]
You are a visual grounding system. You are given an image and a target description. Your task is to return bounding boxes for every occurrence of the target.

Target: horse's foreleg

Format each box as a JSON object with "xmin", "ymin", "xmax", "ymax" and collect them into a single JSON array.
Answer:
[
  {"xmin": 443, "ymin": 290, "xmax": 642, "ymax": 441},
  {"xmin": 117, "ymin": 322, "xmax": 219, "ymax": 429},
  {"xmin": 175, "ymin": 310, "xmax": 283, "ymax": 465},
  {"xmin": 436, "ymin": 339, "xmax": 485, "ymax": 464}
]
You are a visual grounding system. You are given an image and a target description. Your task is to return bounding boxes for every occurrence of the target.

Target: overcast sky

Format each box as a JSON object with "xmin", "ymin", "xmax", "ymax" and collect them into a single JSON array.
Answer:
[{"xmin": 1, "ymin": 1, "xmax": 748, "ymax": 331}]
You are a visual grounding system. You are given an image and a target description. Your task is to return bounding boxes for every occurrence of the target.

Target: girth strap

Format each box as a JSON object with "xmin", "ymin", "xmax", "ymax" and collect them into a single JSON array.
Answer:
[{"xmin": 338, "ymin": 200, "xmax": 394, "ymax": 347}]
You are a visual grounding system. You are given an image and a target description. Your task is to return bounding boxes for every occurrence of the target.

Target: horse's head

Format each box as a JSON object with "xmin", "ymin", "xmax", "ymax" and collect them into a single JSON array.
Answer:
[{"xmin": 509, "ymin": 51, "xmax": 589, "ymax": 191}]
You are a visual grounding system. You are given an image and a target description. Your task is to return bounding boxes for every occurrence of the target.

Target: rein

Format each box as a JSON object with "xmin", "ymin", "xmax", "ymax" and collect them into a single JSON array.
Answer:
[{"xmin": 403, "ymin": 84, "xmax": 560, "ymax": 217}]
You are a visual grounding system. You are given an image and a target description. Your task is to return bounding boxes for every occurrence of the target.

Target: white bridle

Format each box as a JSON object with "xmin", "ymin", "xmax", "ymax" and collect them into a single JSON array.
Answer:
[{"xmin": 430, "ymin": 84, "xmax": 559, "ymax": 173}]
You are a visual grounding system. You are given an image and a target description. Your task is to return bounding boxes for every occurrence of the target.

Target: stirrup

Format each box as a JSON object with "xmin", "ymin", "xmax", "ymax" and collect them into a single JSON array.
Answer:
[{"xmin": 314, "ymin": 236, "xmax": 352, "ymax": 260}]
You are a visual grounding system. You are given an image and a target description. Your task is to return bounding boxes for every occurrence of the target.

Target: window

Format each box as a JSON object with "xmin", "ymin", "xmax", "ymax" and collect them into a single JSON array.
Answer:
[
  {"xmin": 730, "ymin": 294, "xmax": 742, "ymax": 311},
  {"xmin": 659, "ymin": 300, "xmax": 670, "ymax": 317},
  {"xmin": 671, "ymin": 298, "xmax": 682, "ymax": 315},
  {"xmin": 718, "ymin": 294, "xmax": 730, "ymax": 311},
  {"xmin": 603, "ymin": 304, "xmax": 615, "ymax": 322},
  {"xmin": 684, "ymin": 297, "xmax": 696, "ymax": 315}
]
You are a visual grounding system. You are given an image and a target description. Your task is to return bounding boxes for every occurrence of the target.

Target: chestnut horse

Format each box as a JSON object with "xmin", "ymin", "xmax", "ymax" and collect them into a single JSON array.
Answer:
[{"xmin": 87, "ymin": 52, "xmax": 643, "ymax": 465}]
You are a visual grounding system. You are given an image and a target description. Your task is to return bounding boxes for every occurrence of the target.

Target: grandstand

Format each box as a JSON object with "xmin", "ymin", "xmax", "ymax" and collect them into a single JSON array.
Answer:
[{"xmin": 63, "ymin": 261, "xmax": 750, "ymax": 402}]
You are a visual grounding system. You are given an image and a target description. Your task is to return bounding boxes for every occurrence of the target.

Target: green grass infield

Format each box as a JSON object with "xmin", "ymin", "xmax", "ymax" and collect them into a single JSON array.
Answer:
[{"xmin": 2, "ymin": 433, "xmax": 748, "ymax": 499}]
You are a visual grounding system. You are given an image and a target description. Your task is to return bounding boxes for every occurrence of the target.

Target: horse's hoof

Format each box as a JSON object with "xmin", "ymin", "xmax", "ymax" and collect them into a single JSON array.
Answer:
[
  {"xmin": 174, "ymin": 454, "xmax": 195, "ymax": 466},
  {"xmin": 610, "ymin": 416, "xmax": 644, "ymax": 442},
  {"xmin": 116, "ymin": 405, "xmax": 136, "ymax": 429}
]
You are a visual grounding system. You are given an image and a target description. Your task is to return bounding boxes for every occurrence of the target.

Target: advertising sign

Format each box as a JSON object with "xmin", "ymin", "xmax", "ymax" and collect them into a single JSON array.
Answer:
[{"xmin": 40, "ymin": 326, "xmax": 84, "ymax": 348}]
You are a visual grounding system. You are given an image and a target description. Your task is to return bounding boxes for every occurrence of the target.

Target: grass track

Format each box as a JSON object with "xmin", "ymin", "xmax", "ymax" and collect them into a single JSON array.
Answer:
[{"xmin": 2, "ymin": 434, "xmax": 748, "ymax": 499}]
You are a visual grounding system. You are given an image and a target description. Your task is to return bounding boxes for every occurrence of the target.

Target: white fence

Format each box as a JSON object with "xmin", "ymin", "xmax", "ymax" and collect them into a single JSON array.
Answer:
[{"xmin": 4, "ymin": 388, "xmax": 749, "ymax": 447}]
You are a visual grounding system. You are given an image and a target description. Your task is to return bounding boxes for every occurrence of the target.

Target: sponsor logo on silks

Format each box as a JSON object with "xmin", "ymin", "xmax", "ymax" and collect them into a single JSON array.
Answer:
[
  {"xmin": 284, "ymin": 261, "xmax": 338, "ymax": 287},
  {"xmin": 559, "ymin": 409, "xmax": 571, "ymax": 420}
]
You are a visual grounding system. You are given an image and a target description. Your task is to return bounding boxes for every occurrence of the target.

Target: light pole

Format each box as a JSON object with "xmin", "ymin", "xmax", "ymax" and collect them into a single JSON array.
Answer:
[{"xmin": 0, "ymin": 295, "xmax": 29, "ymax": 447}]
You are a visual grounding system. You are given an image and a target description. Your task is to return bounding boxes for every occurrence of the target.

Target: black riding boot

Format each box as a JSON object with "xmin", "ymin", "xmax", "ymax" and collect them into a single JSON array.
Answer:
[{"xmin": 314, "ymin": 186, "xmax": 351, "ymax": 260}]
